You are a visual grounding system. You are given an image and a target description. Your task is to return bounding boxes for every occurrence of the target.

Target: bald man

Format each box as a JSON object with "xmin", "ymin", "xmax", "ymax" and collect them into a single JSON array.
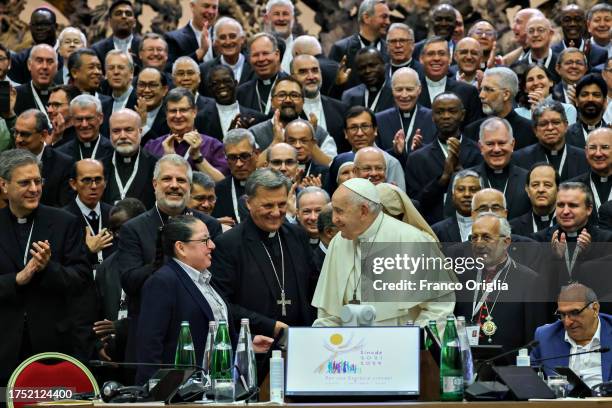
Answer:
[
  {"xmin": 452, "ymin": 37, "xmax": 483, "ymax": 87},
  {"xmin": 354, "ymin": 146, "xmax": 387, "ymax": 185},
  {"xmin": 292, "ymin": 35, "xmax": 340, "ymax": 98},
  {"xmin": 267, "ymin": 142, "xmax": 299, "ymax": 181},
  {"xmin": 503, "ymin": 8, "xmax": 545, "ymax": 65}
]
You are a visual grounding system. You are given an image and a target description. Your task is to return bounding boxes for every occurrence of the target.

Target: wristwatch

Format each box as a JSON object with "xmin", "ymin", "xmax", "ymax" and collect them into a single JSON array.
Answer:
[{"xmin": 192, "ymin": 155, "xmax": 204, "ymax": 164}]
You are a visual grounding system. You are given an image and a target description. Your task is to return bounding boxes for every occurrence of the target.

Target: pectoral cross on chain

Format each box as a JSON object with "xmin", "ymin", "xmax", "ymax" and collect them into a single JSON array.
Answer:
[{"xmin": 278, "ymin": 290, "xmax": 292, "ymax": 316}]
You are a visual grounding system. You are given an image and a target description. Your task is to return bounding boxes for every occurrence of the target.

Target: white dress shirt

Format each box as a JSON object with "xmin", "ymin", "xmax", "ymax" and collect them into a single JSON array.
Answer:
[
  {"xmin": 280, "ymin": 34, "xmax": 294, "ymax": 74},
  {"xmin": 217, "ymin": 101, "xmax": 240, "ymax": 139},
  {"xmin": 221, "ymin": 54, "xmax": 245, "ymax": 82},
  {"xmin": 113, "ymin": 34, "xmax": 134, "ymax": 53},
  {"xmin": 112, "ymin": 85, "xmax": 133, "ymax": 113},
  {"xmin": 303, "ymin": 94, "xmax": 327, "ymax": 131},
  {"xmin": 189, "ymin": 20, "xmax": 213, "ymax": 63},
  {"xmin": 565, "ymin": 317, "xmax": 603, "ymax": 388},
  {"xmin": 426, "ymin": 76, "xmax": 447, "ymax": 104}
]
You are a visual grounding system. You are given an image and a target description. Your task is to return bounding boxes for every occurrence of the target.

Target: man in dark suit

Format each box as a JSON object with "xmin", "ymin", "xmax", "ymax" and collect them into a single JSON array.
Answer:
[
  {"xmin": 412, "ymin": 4, "xmax": 457, "ymax": 60},
  {"xmin": 385, "ymin": 23, "xmax": 424, "ymax": 79},
  {"xmin": 212, "ymin": 129, "xmax": 258, "ymax": 223},
  {"xmin": 164, "ymin": 0, "xmax": 219, "ymax": 67},
  {"xmin": 14, "ymin": 44, "xmax": 58, "ymax": 116},
  {"xmin": 103, "ymin": 109, "xmax": 157, "ymax": 208},
  {"xmin": 465, "ymin": 67, "xmax": 536, "ymax": 149},
  {"xmin": 237, "ymin": 33, "xmax": 288, "ymax": 114},
  {"xmin": 570, "ymin": 128, "xmax": 612, "ymax": 220},
  {"xmin": 291, "ymin": 54, "xmax": 349, "ymax": 152},
  {"xmin": 565, "ymin": 74, "xmax": 609, "ymax": 149},
  {"xmin": 292, "ymin": 35, "xmax": 339, "ymax": 98},
  {"xmin": 285, "ymin": 119, "xmax": 330, "ymax": 183},
  {"xmin": 211, "ymin": 168, "xmax": 317, "ymax": 337},
  {"xmin": 198, "ymin": 17, "xmax": 254, "ymax": 97},
  {"xmin": 0, "ymin": 149, "xmax": 90, "ymax": 386},
  {"xmin": 115, "ymin": 154, "xmax": 222, "ymax": 362},
  {"xmin": 551, "ymin": 5, "xmax": 609, "ymax": 68},
  {"xmin": 102, "ymin": 51, "xmax": 137, "ymax": 119},
  {"xmin": 313, "ymin": 204, "xmax": 337, "ymax": 273},
  {"xmin": 58, "ymin": 95, "xmax": 114, "ymax": 162},
  {"xmin": 46, "ymin": 84, "xmax": 81, "ymax": 148},
  {"xmin": 375, "ymin": 67, "xmax": 435, "ymax": 163},
  {"xmin": 531, "ymin": 283, "xmax": 612, "ymax": 386},
  {"xmin": 194, "ymin": 65, "xmax": 266, "ymax": 142},
  {"xmin": 8, "ymin": 7, "xmax": 58, "ymax": 85},
  {"xmin": 13, "ymin": 109, "xmax": 72, "ymax": 207},
  {"xmin": 136, "ymin": 215, "xmax": 235, "ymax": 384},
  {"xmin": 92, "ymin": 0, "xmax": 142, "ymax": 71},
  {"xmin": 405, "ymin": 93, "xmax": 482, "ymax": 224},
  {"xmin": 451, "ymin": 37, "xmax": 483, "ymax": 88},
  {"xmin": 328, "ymin": 0, "xmax": 390, "ymax": 90},
  {"xmin": 341, "ymin": 47, "xmax": 394, "ymax": 114},
  {"xmin": 552, "ymin": 48, "xmax": 589, "ymax": 105},
  {"xmin": 454, "ymin": 213, "xmax": 543, "ymax": 350},
  {"xmin": 135, "ymin": 67, "xmax": 170, "ymax": 145},
  {"xmin": 513, "ymin": 100, "xmax": 588, "ymax": 180},
  {"xmin": 418, "ymin": 37, "xmax": 483, "ymax": 127},
  {"xmin": 432, "ymin": 169, "xmax": 482, "ymax": 243},
  {"xmin": 520, "ymin": 16, "xmax": 560, "ymax": 83},
  {"xmin": 296, "ymin": 186, "xmax": 330, "ymax": 253},
  {"xmin": 510, "ymin": 163, "xmax": 559, "ymax": 237}
]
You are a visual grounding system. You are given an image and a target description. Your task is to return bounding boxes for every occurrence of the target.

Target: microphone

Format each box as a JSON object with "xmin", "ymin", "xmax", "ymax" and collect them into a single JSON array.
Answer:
[
  {"xmin": 532, "ymin": 347, "xmax": 610, "ymax": 364},
  {"xmin": 475, "ymin": 340, "xmax": 539, "ymax": 381}
]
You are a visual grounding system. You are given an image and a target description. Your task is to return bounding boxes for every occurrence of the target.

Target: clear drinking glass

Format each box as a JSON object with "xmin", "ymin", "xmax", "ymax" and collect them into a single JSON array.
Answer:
[{"xmin": 547, "ymin": 375, "xmax": 569, "ymax": 398}]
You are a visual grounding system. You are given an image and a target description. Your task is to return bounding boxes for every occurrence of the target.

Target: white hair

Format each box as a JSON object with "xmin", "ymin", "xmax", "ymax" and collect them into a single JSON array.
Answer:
[
  {"xmin": 483, "ymin": 67, "xmax": 519, "ymax": 98},
  {"xmin": 478, "ymin": 117, "xmax": 514, "ymax": 142},
  {"xmin": 55, "ymin": 27, "xmax": 87, "ymax": 53},
  {"xmin": 29, "ymin": 44, "xmax": 58, "ymax": 64},
  {"xmin": 172, "ymin": 56, "xmax": 199, "ymax": 75},
  {"xmin": 475, "ymin": 211, "xmax": 512, "ymax": 237},
  {"xmin": 265, "ymin": 0, "xmax": 294, "ymax": 14},
  {"xmin": 292, "ymin": 35, "xmax": 322, "ymax": 56},
  {"xmin": 213, "ymin": 16, "xmax": 245, "ymax": 38},
  {"xmin": 391, "ymin": 67, "xmax": 421, "ymax": 88},
  {"xmin": 70, "ymin": 94, "xmax": 102, "ymax": 114}
]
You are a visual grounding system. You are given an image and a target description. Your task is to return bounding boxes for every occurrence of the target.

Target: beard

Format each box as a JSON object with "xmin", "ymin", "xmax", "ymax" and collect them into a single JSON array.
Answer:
[
  {"xmin": 279, "ymin": 106, "xmax": 299, "ymax": 123},
  {"xmin": 114, "ymin": 143, "xmax": 139, "ymax": 156},
  {"xmin": 580, "ymin": 102, "xmax": 603, "ymax": 120}
]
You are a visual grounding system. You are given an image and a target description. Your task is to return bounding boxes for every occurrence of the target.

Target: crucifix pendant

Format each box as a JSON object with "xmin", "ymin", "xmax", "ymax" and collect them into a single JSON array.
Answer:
[{"xmin": 278, "ymin": 290, "xmax": 291, "ymax": 316}]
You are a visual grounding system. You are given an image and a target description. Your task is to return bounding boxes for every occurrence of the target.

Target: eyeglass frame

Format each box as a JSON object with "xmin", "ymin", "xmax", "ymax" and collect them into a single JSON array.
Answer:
[{"xmin": 554, "ymin": 301, "xmax": 594, "ymax": 321}]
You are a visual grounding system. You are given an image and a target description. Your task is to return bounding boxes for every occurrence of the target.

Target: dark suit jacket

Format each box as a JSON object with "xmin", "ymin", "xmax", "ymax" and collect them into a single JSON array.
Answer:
[
  {"xmin": 464, "ymin": 110, "xmax": 537, "ymax": 150},
  {"xmin": 101, "ymin": 149, "xmax": 158, "ymax": 209},
  {"xmin": 0, "ymin": 205, "xmax": 91, "ymax": 379},
  {"xmin": 62, "ymin": 199, "xmax": 115, "ymax": 262},
  {"xmin": 57, "ymin": 135, "xmax": 115, "ymax": 163},
  {"xmin": 198, "ymin": 55, "xmax": 255, "ymax": 97},
  {"xmin": 469, "ymin": 162, "xmax": 531, "ymax": 220},
  {"xmin": 531, "ymin": 313, "xmax": 612, "ymax": 380},
  {"xmin": 320, "ymin": 95, "xmax": 350, "ymax": 153},
  {"xmin": 236, "ymin": 72, "xmax": 289, "ymax": 113},
  {"xmin": 14, "ymin": 82, "xmax": 49, "ymax": 116},
  {"xmin": 375, "ymin": 105, "xmax": 436, "ymax": 160},
  {"xmin": 40, "ymin": 147, "xmax": 73, "ymax": 207},
  {"xmin": 141, "ymin": 105, "xmax": 170, "ymax": 146},
  {"xmin": 316, "ymin": 54, "xmax": 340, "ymax": 97},
  {"xmin": 165, "ymin": 24, "xmax": 209, "ymax": 68},
  {"xmin": 551, "ymin": 81, "xmax": 567, "ymax": 103},
  {"xmin": 418, "ymin": 75, "xmax": 483, "ymax": 127},
  {"xmin": 116, "ymin": 206, "xmax": 222, "ymax": 361},
  {"xmin": 551, "ymin": 39, "xmax": 609, "ymax": 69},
  {"xmin": 328, "ymin": 33, "xmax": 389, "ymax": 90},
  {"xmin": 570, "ymin": 171, "xmax": 611, "ymax": 220},
  {"xmin": 135, "ymin": 259, "xmax": 236, "ymax": 384},
  {"xmin": 8, "ymin": 48, "xmax": 64, "ymax": 85},
  {"xmin": 512, "ymin": 142, "xmax": 589, "ymax": 181},
  {"xmin": 340, "ymin": 83, "xmax": 395, "ymax": 114},
  {"xmin": 193, "ymin": 99, "xmax": 267, "ymax": 142},
  {"xmin": 210, "ymin": 217, "xmax": 317, "ymax": 337},
  {"xmin": 91, "ymin": 35, "xmax": 142, "ymax": 71},
  {"xmin": 509, "ymin": 211, "xmax": 556, "ymax": 238},
  {"xmin": 432, "ymin": 215, "xmax": 461, "ymax": 243},
  {"xmin": 454, "ymin": 258, "xmax": 545, "ymax": 351},
  {"xmin": 565, "ymin": 122, "xmax": 607, "ymax": 149},
  {"xmin": 101, "ymin": 88, "xmax": 138, "ymax": 125},
  {"xmin": 212, "ymin": 176, "xmax": 244, "ymax": 222},
  {"xmin": 385, "ymin": 59, "xmax": 425, "ymax": 81},
  {"xmin": 405, "ymin": 136, "xmax": 482, "ymax": 223}
]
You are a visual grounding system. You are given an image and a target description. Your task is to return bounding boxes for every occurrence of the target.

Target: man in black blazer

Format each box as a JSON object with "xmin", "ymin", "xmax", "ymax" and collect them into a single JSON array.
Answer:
[
  {"xmin": 291, "ymin": 35, "xmax": 340, "ymax": 98},
  {"xmin": 384, "ymin": 23, "xmax": 424, "ymax": 79},
  {"xmin": 102, "ymin": 51, "xmax": 137, "ymax": 120},
  {"xmin": 552, "ymin": 48, "xmax": 589, "ymax": 105},
  {"xmin": 464, "ymin": 67, "xmax": 536, "ymax": 149},
  {"xmin": 328, "ymin": 0, "xmax": 390, "ymax": 90},
  {"xmin": 198, "ymin": 17, "xmax": 254, "ymax": 97},
  {"xmin": 8, "ymin": 8, "xmax": 58, "ymax": 85},
  {"xmin": 341, "ymin": 47, "xmax": 394, "ymax": 114},
  {"xmin": 412, "ymin": 4, "xmax": 457, "ymax": 60},
  {"xmin": 58, "ymin": 95, "xmax": 114, "ymax": 162},
  {"xmin": 194, "ymin": 65, "xmax": 266, "ymax": 142},
  {"xmin": 135, "ymin": 67, "xmax": 170, "ymax": 145},
  {"xmin": 164, "ymin": 0, "xmax": 219, "ymax": 67},
  {"xmin": 0, "ymin": 149, "xmax": 90, "ymax": 385},
  {"xmin": 13, "ymin": 109, "xmax": 72, "ymax": 207},
  {"xmin": 520, "ymin": 16, "xmax": 561, "ymax": 83},
  {"xmin": 418, "ymin": 37, "xmax": 483, "ymax": 127},
  {"xmin": 115, "ymin": 154, "xmax": 222, "ymax": 361},
  {"xmin": 91, "ymin": 0, "xmax": 141, "ymax": 71},
  {"xmin": 513, "ymin": 100, "xmax": 588, "ymax": 181},
  {"xmin": 551, "ymin": 5, "xmax": 609, "ymax": 68},
  {"xmin": 14, "ymin": 44, "xmax": 59, "ymax": 116},
  {"xmin": 211, "ymin": 168, "xmax": 316, "ymax": 337},
  {"xmin": 405, "ymin": 93, "xmax": 482, "ymax": 224},
  {"xmin": 432, "ymin": 169, "xmax": 482, "ymax": 243},
  {"xmin": 103, "ymin": 109, "xmax": 157, "ymax": 208},
  {"xmin": 291, "ymin": 54, "xmax": 349, "ymax": 152},
  {"xmin": 565, "ymin": 74, "xmax": 609, "ymax": 149},
  {"xmin": 375, "ymin": 67, "xmax": 436, "ymax": 163},
  {"xmin": 510, "ymin": 163, "xmax": 559, "ymax": 237},
  {"xmin": 285, "ymin": 119, "xmax": 330, "ymax": 183}
]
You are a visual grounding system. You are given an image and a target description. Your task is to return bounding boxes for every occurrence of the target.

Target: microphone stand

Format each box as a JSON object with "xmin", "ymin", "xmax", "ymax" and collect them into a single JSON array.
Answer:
[{"xmin": 474, "ymin": 340, "xmax": 540, "ymax": 381}]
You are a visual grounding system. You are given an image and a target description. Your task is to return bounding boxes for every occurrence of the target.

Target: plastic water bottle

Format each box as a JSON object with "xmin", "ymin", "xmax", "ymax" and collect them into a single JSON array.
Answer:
[
  {"xmin": 234, "ymin": 319, "xmax": 257, "ymax": 398},
  {"xmin": 175, "ymin": 321, "xmax": 196, "ymax": 366},
  {"xmin": 456, "ymin": 316, "xmax": 475, "ymax": 386},
  {"xmin": 440, "ymin": 315, "xmax": 464, "ymax": 401},
  {"xmin": 269, "ymin": 350, "xmax": 284, "ymax": 403},
  {"xmin": 516, "ymin": 348, "xmax": 531, "ymax": 367}
]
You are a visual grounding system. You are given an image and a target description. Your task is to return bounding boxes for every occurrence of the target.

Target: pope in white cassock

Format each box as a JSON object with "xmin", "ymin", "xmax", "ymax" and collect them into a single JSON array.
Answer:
[{"xmin": 312, "ymin": 178, "xmax": 455, "ymax": 326}]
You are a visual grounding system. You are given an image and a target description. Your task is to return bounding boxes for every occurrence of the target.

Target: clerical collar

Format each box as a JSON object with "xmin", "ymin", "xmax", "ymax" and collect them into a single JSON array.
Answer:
[
  {"xmin": 357, "ymin": 212, "xmax": 384, "ymax": 243},
  {"xmin": 400, "ymin": 106, "xmax": 416, "ymax": 118},
  {"xmin": 309, "ymin": 237, "xmax": 319, "ymax": 245},
  {"xmin": 9, "ymin": 208, "xmax": 36, "ymax": 224},
  {"xmin": 358, "ymin": 33, "xmax": 378, "ymax": 48},
  {"xmin": 217, "ymin": 101, "xmax": 239, "ymax": 112},
  {"xmin": 259, "ymin": 74, "xmax": 277, "ymax": 86},
  {"xmin": 582, "ymin": 120, "xmax": 604, "ymax": 132},
  {"xmin": 251, "ymin": 217, "xmax": 280, "ymax": 241},
  {"xmin": 543, "ymin": 143, "xmax": 565, "ymax": 156},
  {"xmin": 566, "ymin": 231, "xmax": 578, "ymax": 238},
  {"xmin": 533, "ymin": 211, "xmax": 552, "ymax": 222},
  {"xmin": 32, "ymin": 82, "xmax": 49, "ymax": 95},
  {"xmin": 80, "ymin": 136, "xmax": 99, "ymax": 148},
  {"xmin": 155, "ymin": 203, "xmax": 189, "ymax": 225},
  {"xmin": 232, "ymin": 175, "xmax": 247, "ymax": 187},
  {"xmin": 76, "ymin": 195, "xmax": 100, "ymax": 217},
  {"xmin": 591, "ymin": 172, "xmax": 609, "ymax": 183},
  {"xmin": 391, "ymin": 59, "xmax": 411, "ymax": 68},
  {"xmin": 486, "ymin": 164, "xmax": 509, "ymax": 176}
]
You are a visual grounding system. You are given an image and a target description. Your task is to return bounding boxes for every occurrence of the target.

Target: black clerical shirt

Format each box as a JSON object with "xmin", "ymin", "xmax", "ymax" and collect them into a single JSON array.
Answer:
[{"xmin": 485, "ymin": 165, "xmax": 510, "ymax": 192}]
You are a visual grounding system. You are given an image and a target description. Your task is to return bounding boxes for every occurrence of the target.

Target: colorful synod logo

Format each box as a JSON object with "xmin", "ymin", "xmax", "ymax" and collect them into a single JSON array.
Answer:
[{"xmin": 314, "ymin": 332, "xmax": 383, "ymax": 375}]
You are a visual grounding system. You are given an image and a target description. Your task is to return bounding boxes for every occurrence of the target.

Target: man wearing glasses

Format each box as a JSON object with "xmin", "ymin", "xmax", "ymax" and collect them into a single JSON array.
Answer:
[
  {"xmin": 134, "ymin": 67, "xmax": 169, "ymax": 145},
  {"xmin": 385, "ymin": 23, "xmax": 422, "ymax": 77},
  {"xmin": 0, "ymin": 148, "xmax": 90, "ymax": 387},
  {"xmin": 13, "ymin": 109, "xmax": 72, "ymax": 207},
  {"xmin": 553, "ymin": 48, "xmax": 589, "ymax": 106},
  {"xmin": 531, "ymin": 283, "xmax": 611, "ymax": 388}
]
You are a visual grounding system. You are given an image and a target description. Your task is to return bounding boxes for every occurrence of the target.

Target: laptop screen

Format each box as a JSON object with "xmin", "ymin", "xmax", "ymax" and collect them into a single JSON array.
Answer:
[{"xmin": 285, "ymin": 326, "xmax": 420, "ymax": 396}]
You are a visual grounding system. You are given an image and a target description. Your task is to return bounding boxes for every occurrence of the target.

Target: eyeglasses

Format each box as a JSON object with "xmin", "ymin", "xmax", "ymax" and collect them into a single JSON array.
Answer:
[
  {"xmin": 192, "ymin": 195, "xmax": 216, "ymax": 203},
  {"xmin": 473, "ymin": 30, "xmax": 496, "ymax": 38},
  {"xmin": 273, "ymin": 92, "xmax": 302, "ymax": 100},
  {"xmin": 561, "ymin": 60, "xmax": 586, "ymax": 67},
  {"xmin": 13, "ymin": 129, "xmax": 39, "ymax": 138},
  {"xmin": 536, "ymin": 119, "xmax": 565, "ymax": 128},
  {"xmin": 137, "ymin": 81, "xmax": 162, "ymax": 90},
  {"xmin": 226, "ymin": 152, "xmax": 254, "ymax": 162},
  {"xmin": 79, "ymin": 176, "xmax": 105, "ymax": 186},
  {"xmin": 61, "ymin": 39, "xmax": 82, "ymax": 46},
  {"xmin": 270, "ymin": 159, "xmax": 298, "ymax": 166},
  {"xmin": 528, "ymin": 27, "xmax": 549, "ymax": 35},
  {"xmin": 554, "ymin": 302, "xmax": 593, "ymax": 321},
  {"xmin": 14, "ymin": 178, "xmax": 44, "ymax": 188},
  {"xmin": 184, "ymin": 236, "xmax": 212, "ymax": 246},
  {"xmin": 346, "ymin": 124, "xmax": 374, "ymax": 134}
]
